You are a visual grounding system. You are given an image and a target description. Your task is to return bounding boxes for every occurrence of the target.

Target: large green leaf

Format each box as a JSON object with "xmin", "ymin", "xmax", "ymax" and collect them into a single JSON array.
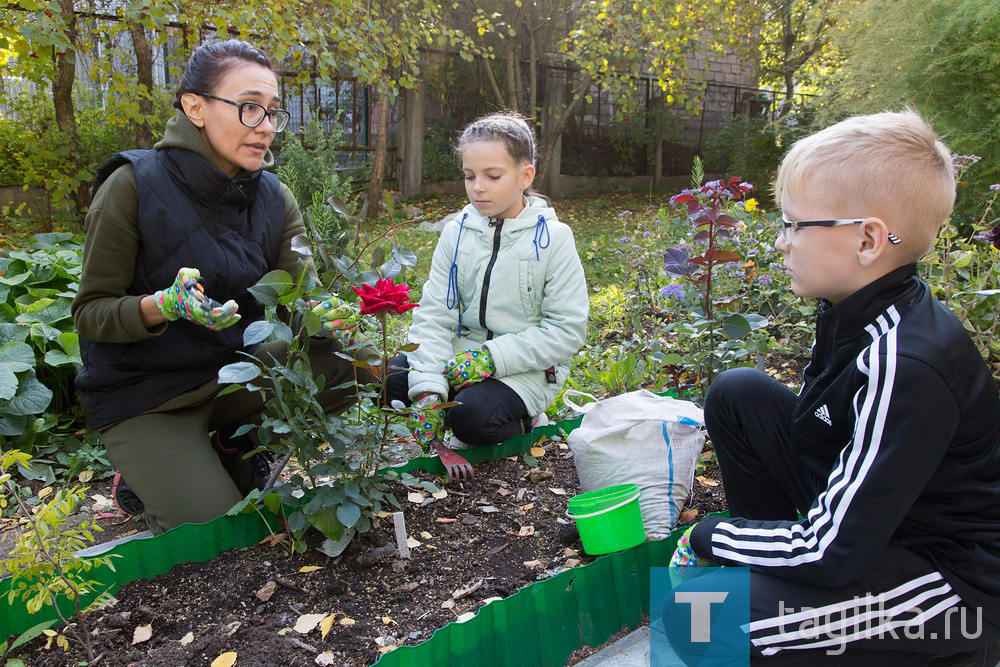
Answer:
[
  {"xmin": 0, "ymin": 341, "xmax": 34, "ymax": 372},
  {"xmin": 0, "ymin": 413, "xmax": 27, "ymax": 436},
  {"xmin": 16, "ymin": 299, "xmax": 72, "ymax": 325},
  {"xmin": 217, "ymin": 361, "xmax": 262, "ymax": 384},
  {"xmin": 336, "ymin": 502, "xmax": 361, "ymax": 529},
  {"xmin": 0, "ymin": 375, "xmax": 53, "ymax": 416},
  {"xmin": 721, "ymin": 313, "xmax": 752, "ymax": 339},
  {"xmin": 44, "ymin": 349, "xmax": 81, "ymax": 368},
  {"xmin": 243, "ymin": 320, "xmax": 275, "ymax": 346},
  {"xmin": 306, "ymin": 506, "xmax": 345, "ymax": 542},
  {"xmin": 0, "ymin": 366, "xmax": 17, "ymax": 401}
]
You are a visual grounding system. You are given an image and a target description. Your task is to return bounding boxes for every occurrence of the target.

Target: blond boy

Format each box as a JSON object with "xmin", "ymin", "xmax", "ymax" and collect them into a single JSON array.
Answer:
[{"xmin": 664, "ymin": 110, "xmax": 1000, "ymax": 665}]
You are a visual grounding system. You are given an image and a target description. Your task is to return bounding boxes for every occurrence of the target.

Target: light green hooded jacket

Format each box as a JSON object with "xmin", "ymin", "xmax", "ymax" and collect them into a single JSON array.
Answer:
[{"xmin": 406, "ymin": 196, "xmax": 589, "ymax": 416}]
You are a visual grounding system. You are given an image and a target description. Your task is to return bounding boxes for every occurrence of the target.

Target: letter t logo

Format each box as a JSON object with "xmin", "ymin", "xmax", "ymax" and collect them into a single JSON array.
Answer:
[{"xmin": 675, "ymin": 591, "xmax": 729, "ymax": 642}]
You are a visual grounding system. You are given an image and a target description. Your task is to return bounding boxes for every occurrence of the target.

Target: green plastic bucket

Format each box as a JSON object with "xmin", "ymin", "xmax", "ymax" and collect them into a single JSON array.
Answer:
[{"xmin": 566, "ymin": 483, "xmax": 645, "ymax": 555}]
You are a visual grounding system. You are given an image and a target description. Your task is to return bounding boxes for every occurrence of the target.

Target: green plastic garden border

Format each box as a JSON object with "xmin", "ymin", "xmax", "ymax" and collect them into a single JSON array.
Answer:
[
  {"xmin": 0, "ymin": 417, "xmax": 581, "ymax": 642},
  {"xmin": 1, "ymin": 403, "xmax": 689, "ymax": 666},
  {"xmin": 370, "ymin": 528, "xmax": 688, "ymax": 667}
]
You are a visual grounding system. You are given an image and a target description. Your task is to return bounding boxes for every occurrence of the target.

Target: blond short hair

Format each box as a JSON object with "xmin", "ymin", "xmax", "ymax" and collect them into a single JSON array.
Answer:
[{"xmin": 774, "ymin": 109, "xmax": 955, "ymax": 261}]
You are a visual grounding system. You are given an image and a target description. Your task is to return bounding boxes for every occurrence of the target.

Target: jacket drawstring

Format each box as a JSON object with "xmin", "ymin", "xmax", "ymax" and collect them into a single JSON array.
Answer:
[
  {"xmin": 446, "ymin": 213, "xmax": 468, "ymax": 336},
  {"xmin": 533, "ymin": 214, "xmax": 550, "ymax": 261}
]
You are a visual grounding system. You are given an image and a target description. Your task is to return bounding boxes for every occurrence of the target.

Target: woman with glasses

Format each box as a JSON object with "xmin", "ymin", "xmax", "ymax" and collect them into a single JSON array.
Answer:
[{"xmin": 72, "ymin": 40, "xmax": 364, "ymax": 534}]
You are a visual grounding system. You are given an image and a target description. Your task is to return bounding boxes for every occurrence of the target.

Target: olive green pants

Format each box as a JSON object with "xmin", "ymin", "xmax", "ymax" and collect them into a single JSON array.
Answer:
[{"xmin": 100, "ymin": 338, "xmax": 371, "ymax": 535}]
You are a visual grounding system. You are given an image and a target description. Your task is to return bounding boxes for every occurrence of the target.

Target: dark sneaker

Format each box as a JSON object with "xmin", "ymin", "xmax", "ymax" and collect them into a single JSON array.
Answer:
[
  {"xmin": 112, "ymin": 471, "xmax": 144, "ymax": 516},
  {"xmin": 213, "ymin": 428, "xmax": 273, "ymax": 495},
  {"xmin": 929, "ymin": 643, "xmax": 1000, "ymax": 666}
]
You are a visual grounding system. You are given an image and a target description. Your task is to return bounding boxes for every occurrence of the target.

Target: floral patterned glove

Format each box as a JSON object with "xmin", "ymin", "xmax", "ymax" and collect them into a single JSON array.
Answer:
[
  {"xmin": 406, "ymin": 393, "xmax": 446, "ymax": 452},
  {"xmin": 669, "ymin": 524, "xmax": 715, "ymax": 586},
  {"xmin": 443, "ymin": 348, "xmax": 496, "ymax": 389},
  {"xmin": 670, "ymin": 525, "xmax": 713, "ymax": 568},
  {"xmin": 153, "ymin": 267, "xmax": 240, "ymax": 331},
  {"xmin": 310, "ymin": 296, "xmax": 359, "ymax": 346}
]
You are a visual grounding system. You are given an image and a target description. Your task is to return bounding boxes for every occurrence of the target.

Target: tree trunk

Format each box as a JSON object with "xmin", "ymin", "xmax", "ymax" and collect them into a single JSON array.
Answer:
[
  {"xmin": 364, "ymin": 83, "xmax": 391, "ymax": 222},
  {"xmin": 52, "ymin": 0, "xmax": 87, "ymax": 215},
  {"xmin": 128, "ymin": 17, "xmax": 155, "ymax": 148},
  {"xmin": 528, "ymin": 27, "xmax": 537, "ymax": 122},
  {"xmin": 505, "ymin": 44, "xmax": 518, "ymax": 112},
  {"xmin": 537, "ymin": 71, "xmax": 591, "ymax": 194},
  {"xmin": 396, "ymin": 86, "xmax": 423, "ymax": 196},
  {"xmin": 481, "ymin": 56, "xmax": 505, "ymax": 107}
]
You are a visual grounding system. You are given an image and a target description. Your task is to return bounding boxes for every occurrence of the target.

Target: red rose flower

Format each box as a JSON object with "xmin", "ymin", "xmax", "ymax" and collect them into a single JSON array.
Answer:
[{"xmin": 352, "ymin": 278, "xmax": 419, "ymax": 315}]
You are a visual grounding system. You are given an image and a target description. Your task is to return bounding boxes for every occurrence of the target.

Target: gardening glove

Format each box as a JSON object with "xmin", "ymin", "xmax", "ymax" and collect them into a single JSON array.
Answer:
[
  {"xmin": 152, "ymin": 267, "xmax": 241, "ymax": 331},
  {"xmin": 406, "ymin": 393, "xmax": 446, "ymax": 452},
  {"xmin": 669, "ymin": 524, "xmax": 716, "ymax": 586},
  {"xmin": 310, "ymin": 296, "xmax": 359, "ymax": 346},
  {"xmin": 443, "ymin": 347, "xmax": 496, "ymax": 389}
]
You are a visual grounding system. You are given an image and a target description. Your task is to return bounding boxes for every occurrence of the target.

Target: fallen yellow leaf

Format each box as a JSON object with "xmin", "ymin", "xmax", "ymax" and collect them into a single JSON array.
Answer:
[
  {"xmin": 529, "ymin": 447, "xmax": 545, "ymax": 457},
  {"xmin": 211, "ymin": 652, "xmax": 237, "ymax": 667},
  {"xmin": 679, "ymin": 508, "xmax": 699, "ymax": 523},
  {"xmin": 298, "ymin": 566, "xmax": 323, "ymax": 573},
  {"xmin": 518, "ymin": 503, "xmax": 534, "ymax": 511},
  {"xmin": 78, "ymin": 470, "xmax": 93, "ymax": 483},
  {"xmin": 419, "ymin": 531, "xmax": 433, "ymax": 540},
  {"xmin": 432, "ymin": 489, "xmax": 448, "ymax": 499},
  {"xmin": 548, "ymin": 487, "xmax": 567, "ymax": 495},
  {"xmin": 381, "ymin": 615, "xmax": 395, "ymax": 625},
  {"xmin": 37, "ymin": 487, "xmax": 52, "ymax": 499},
  {"xmin": 339, "ymin": 617, "xmax": 356, "ymax": 626},
  {"xmin": 294, "ymin": 612, "xmax": 326, "ymax": 634},
  {"xmin": 407, "ymin": 491, "xmax": 425, "ymax": 504},
  {"xmin": 131, "ymin": 624, "xmax": 152, "ymax": 645},
  {"xmin": 319, "ymin": 614, "xmax": 336, "ymax": 640},
  {"xmin": 406, "ymin": 537, "xmax": 421, "ymax": 548},
  {"xmin": 179, "ymin": 632, "xmax": 195, "ymax": 646}
]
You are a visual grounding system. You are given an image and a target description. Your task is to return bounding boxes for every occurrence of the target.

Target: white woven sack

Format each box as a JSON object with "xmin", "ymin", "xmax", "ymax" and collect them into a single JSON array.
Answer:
[{"xmin": 564, "ymin": 389, "xmax": 705, "ymax": 540}]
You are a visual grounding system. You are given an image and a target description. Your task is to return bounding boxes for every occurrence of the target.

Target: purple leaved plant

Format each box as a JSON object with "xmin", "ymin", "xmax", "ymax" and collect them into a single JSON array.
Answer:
[{"xmin": 665, "ymin": 177, "xmax": 752, "ymax": 321}]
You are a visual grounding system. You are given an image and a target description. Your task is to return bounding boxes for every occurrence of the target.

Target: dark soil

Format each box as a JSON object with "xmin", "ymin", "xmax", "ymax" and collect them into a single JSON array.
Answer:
[{"xmin": 10, "ymin": 438, "xmax": 728, "ymax": 667}]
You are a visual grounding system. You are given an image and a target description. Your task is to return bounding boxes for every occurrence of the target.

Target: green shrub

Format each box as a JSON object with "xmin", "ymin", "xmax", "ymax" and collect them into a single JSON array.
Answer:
[
  {"xmin": 0, "ymin": 233, "xmax": 83, "ymax": 452},
  {"xmin": 700, "ymin": 115, "xmax": 797, "ymax": 195},
  {"xmin": 276, "ymin": 119, "xmax": 353, "ymax": 208}
]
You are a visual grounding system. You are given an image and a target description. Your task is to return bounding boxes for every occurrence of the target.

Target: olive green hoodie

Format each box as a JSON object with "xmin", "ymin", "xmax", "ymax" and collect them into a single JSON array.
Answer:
[{"xmin": 72, "ymin": 110, "xmax": 306, "ymax": 343}]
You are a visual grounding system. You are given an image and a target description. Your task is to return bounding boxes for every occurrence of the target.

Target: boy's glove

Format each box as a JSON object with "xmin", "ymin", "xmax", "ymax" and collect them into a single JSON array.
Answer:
[
  {"xmin": 406, "ymin": 393, "xmax": 446, "ymax": 451},
  {"xmin": 310, "ymin": 297, "xmax": 359, "ymax": 345},
  {"xmin": 443, "ymin": 348, "xmax": 496, "ymax": 389},
  {"xmin": 669, "ymin": 524, "xmax": 716, "ymax": 586},
  {"xmin": 153, "ymin": 267, "xmax": 240, "ymax": 330}
]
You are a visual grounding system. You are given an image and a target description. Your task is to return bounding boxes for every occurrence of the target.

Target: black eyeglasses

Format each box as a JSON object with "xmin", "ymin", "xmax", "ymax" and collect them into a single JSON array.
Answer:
[
  {"xmin": 199, "ymin": 93, "xmax": 290, "ymax": 132},
  {"xmin": 780, "ymin": 215, "xmax": 902, "ymax": 246}
]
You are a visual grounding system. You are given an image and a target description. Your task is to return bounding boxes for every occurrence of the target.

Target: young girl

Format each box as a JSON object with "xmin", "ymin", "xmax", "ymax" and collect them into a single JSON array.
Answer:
[{"xmin": 385, "ymin": 112, "xmax": 589, "ymax": 453}]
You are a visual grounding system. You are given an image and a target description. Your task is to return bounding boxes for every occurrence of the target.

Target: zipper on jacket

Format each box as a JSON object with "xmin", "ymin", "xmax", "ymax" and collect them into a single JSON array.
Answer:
[{"xmin": 478, "ymin": 218, "xmax": 504, "ymax": 339}]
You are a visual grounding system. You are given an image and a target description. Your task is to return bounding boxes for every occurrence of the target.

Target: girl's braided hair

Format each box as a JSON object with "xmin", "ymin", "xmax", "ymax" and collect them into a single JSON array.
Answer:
[{"xmin": 456, "ymin": 111, "xmax": 536, "ymax": 166}]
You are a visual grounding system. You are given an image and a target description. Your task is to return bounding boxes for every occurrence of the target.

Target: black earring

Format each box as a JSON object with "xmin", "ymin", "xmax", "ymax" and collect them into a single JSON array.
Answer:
[{"xmin": 887, "ymin": 233, "xmax": 901, "ymax": 245}]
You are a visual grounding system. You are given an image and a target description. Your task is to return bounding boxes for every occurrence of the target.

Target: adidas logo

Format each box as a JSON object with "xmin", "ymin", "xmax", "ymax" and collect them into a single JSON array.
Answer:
[{"xmin": 814, "ymin": 404, "xmax": 832, "ymax": 426}]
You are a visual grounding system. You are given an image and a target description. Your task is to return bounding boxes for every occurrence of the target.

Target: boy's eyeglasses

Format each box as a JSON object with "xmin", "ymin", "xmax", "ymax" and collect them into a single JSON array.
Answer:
[
  {"xmin": 779, "ymin": 215, "xmax": 902, "ymax": 246},
  {"xmin": 199, "ymin": 93, "xmax": 290, "ymax": 132}
]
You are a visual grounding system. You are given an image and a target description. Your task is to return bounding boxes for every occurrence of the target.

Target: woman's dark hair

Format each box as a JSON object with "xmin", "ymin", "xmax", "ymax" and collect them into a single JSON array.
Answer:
[{"xmin": 172, "ymin": 40, "xmax": 274, "ymax": 110}]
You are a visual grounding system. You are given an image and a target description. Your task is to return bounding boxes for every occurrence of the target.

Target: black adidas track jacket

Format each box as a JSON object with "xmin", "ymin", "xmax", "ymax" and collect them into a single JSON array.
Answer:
[{"xmin": 691, "ymin": 264, "xmax": 1000, "ymax": 616}]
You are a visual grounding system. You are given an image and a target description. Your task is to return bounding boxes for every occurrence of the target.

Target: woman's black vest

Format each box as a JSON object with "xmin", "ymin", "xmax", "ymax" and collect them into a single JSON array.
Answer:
[{"xmin": 75, "ymin": 148, "xmax": 285, "ymax": 428}]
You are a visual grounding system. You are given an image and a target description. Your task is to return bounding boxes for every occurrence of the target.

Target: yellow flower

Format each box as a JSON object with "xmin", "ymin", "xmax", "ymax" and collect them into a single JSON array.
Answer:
[{"xmin": 744, "ymin": 198, "xmax": 759, "ymax": 213}]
